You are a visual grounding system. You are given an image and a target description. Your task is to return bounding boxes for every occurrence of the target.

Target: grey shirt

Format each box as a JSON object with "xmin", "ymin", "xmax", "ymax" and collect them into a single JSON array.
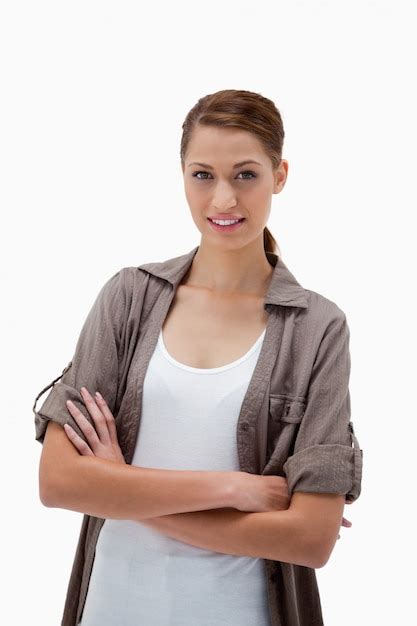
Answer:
[{"xmin": 33, "ymin": 245, "xmax": 363, "ymax": 626}]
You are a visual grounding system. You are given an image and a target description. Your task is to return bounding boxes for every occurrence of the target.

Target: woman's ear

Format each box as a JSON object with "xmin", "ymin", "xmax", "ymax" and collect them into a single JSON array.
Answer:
[{"xmin": 273, "ymin": 159, "xmax": 288, "ymax": 194}]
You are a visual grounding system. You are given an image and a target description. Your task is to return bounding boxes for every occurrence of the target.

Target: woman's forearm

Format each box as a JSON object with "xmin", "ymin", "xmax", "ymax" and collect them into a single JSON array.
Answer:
[
  {"xmin": 45, "ymin": 455, "xmax": 237, "ymax": 520},
  {"xmin": 138, "ymin": 508, "xmax": 318, "ymax": 567}
]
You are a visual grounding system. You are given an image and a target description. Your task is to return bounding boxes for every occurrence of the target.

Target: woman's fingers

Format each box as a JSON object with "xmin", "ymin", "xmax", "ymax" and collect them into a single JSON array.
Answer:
[
  {"xmin": 80, "ymin": 386, "xmax": 111, "ymax": 445},
  {"xmin": 63, "ymin": 423, "xmax": 94, "ymax": 456},
  {"xmin": 64, "ymin": 388, "xmax": 125, "ymax": 463},
  {"xmin": 65, "ymin": 396, "xmax": 103, "ymax": 453},
  {"xmin": 94, "ymin": 391, "xmax": 119, "ymax": 445}
]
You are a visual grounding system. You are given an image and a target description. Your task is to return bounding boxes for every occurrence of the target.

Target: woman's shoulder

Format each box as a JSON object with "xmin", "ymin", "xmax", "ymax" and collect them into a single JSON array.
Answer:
[
  {"xmin": 94, "ymin": 266, "xmax": 150, "ymax": 317},
  {"xmin": 301, "ymin": 288, "xmax": 348, "ymax": 338},
  {"xmin": 289, "ymin": 288, "xmax": 350, "ymax": 367},
  {"xmin": 117, "ymin": 265, "xmax": 149, "ymax": 289},
  {"xmin": 103, "ymin": 249, "xmax": 195, "ymax": 305}
]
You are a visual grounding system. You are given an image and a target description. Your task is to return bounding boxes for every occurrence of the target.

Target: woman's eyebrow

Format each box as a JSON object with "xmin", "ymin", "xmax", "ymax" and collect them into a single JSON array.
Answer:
[{"xmin": 188, "ymin": 160, "xmax": 262, "ymax": 169}]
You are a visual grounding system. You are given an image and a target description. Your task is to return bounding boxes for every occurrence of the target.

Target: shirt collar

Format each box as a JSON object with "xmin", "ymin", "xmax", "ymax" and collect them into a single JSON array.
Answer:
[{"xmin": 138, "ymin": 245, "xmax": 308, "ymax": 309}]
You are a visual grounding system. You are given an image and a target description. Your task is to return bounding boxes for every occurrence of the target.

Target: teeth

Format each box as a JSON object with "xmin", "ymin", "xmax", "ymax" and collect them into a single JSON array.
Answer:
[{"xmin": 211, "ymin": 218, "xmax": 241, "ymax": 225}]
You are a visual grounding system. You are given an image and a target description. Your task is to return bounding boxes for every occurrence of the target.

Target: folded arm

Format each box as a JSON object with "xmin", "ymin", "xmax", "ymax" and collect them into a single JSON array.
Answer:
[
  {"xmin": 138, "ymin": 491, "xmax": 345, "ymax": 569},
  {"xmin": 40, "ymin": 423, "xmax": 343, "ymax": 568},
  {"xmin": 40, "ymin": 421, "xmax": 236, "ymax": 520}
]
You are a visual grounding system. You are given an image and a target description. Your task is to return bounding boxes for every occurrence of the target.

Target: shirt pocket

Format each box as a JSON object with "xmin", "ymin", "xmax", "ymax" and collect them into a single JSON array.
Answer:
[{"xmin": 266, "ymin": 394, "xmax": 307, "ymax": 465}]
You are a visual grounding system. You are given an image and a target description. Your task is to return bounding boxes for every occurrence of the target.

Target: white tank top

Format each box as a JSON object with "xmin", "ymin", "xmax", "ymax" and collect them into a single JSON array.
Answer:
[{"xmin": 79, "ymin": 326, "xmax": 271, "ymax": 626}]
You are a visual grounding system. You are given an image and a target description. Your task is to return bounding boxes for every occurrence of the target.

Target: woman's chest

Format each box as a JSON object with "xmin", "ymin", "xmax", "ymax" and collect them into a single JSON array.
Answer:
[
  {"xmin": 161, "ymin": 285, "xmax": 269, "ymax": 369},
  {"xmin": 118, "ymin": 278, "xmax": 311, "ymax": 475}
]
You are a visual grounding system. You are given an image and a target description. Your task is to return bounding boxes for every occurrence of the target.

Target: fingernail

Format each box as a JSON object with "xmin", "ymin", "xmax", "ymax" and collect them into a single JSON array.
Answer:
[{"xmin": 95, "ymin": 391, "xmax": 102, "ymax": 399}]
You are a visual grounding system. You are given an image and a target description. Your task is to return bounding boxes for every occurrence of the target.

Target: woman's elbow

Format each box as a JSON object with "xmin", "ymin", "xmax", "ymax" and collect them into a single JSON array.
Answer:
[{"xmin": 38, "ymin": 420, "xmax": 80, "ymax": 507}]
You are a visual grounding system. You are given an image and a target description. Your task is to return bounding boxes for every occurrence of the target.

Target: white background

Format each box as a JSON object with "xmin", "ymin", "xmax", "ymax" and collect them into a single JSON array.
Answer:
[{"xmin": 1, "ymin": 1, "xmax": 415, "ymax": 624}]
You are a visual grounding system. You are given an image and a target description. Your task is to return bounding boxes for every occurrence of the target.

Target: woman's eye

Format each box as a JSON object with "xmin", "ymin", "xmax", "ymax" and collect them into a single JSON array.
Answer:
[
  {"xmin": 192, "ymin": 170, "xmax": 257, "ymax": 181},
  {"xmin": 237, "ymin": 170, "xmax": 256, "ymax": 180},
  {"xmin": 192, "ymin": 171, "xmax": 212, "ymax": 180}
]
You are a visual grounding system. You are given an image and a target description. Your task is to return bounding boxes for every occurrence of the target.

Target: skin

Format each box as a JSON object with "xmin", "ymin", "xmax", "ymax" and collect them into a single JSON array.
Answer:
[{"xmin": 62, "ymin": 124, "xmax": 352, "ymax": 566}]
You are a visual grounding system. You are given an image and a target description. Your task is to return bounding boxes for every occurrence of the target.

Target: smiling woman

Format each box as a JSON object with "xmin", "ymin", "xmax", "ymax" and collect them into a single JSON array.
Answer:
[
  {"xmin": 34, "ymin": 89, "xmax": 362, "ymax": 626},
  {"xmin": 180, "ymin": 95, "xmax": 285, "ymax": 260}
]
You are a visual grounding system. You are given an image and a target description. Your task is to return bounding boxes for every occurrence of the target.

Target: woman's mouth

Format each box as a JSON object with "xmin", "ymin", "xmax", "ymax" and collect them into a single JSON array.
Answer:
[{"xmin": 207, "ymin": 217, "xmax": 246, "ymax": 233}]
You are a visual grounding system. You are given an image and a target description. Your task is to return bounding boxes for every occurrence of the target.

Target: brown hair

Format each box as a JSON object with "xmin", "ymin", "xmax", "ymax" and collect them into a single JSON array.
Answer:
[{"xmin": 180, "ymin": 89, "xmax": 285, "ymax": 257}]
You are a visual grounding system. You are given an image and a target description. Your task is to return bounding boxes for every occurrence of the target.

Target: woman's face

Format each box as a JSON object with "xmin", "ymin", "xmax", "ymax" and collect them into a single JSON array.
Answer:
[{"xmin": 182, "ymin": 124, "xmax": 288, "ymax": 250}]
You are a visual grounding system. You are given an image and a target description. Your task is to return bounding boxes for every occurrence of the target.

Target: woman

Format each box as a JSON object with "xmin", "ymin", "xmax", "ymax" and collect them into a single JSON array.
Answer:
[{"xmin": 34, "ymin": 89, "xmax": 363, "ymax": 626}]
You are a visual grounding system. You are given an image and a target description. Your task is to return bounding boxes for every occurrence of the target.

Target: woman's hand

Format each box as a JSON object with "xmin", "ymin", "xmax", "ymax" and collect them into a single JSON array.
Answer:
[
  {"xmin": 234, "ymin": 472, "xmax": 352, "ymax": 539},
  {"xmin": 341, "ymin": 500, "xmax": 353, "ymax": 537},
  {"xmin": 234, "ymin": 473, "xmax": 290, "ymax": 513},
  {"xmin": 63, "ymin": 386, "xmax": 126, "ymax": 464}
]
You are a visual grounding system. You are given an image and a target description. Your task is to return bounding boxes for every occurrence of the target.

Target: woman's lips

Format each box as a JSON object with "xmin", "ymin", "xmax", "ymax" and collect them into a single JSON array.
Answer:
[{"xmin": 207, "ymin": 217, "xmax": 246, "ymax": 233}]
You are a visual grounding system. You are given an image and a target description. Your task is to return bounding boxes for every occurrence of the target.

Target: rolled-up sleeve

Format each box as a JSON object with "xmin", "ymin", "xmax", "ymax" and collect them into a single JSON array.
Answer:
[
  {"xmin": 32, "ymin": 268, "xmax": 127, "ymax": 446},
  {"xmin": 283, "ymin": 310, "xmax": 363, "ymax": 503}
]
